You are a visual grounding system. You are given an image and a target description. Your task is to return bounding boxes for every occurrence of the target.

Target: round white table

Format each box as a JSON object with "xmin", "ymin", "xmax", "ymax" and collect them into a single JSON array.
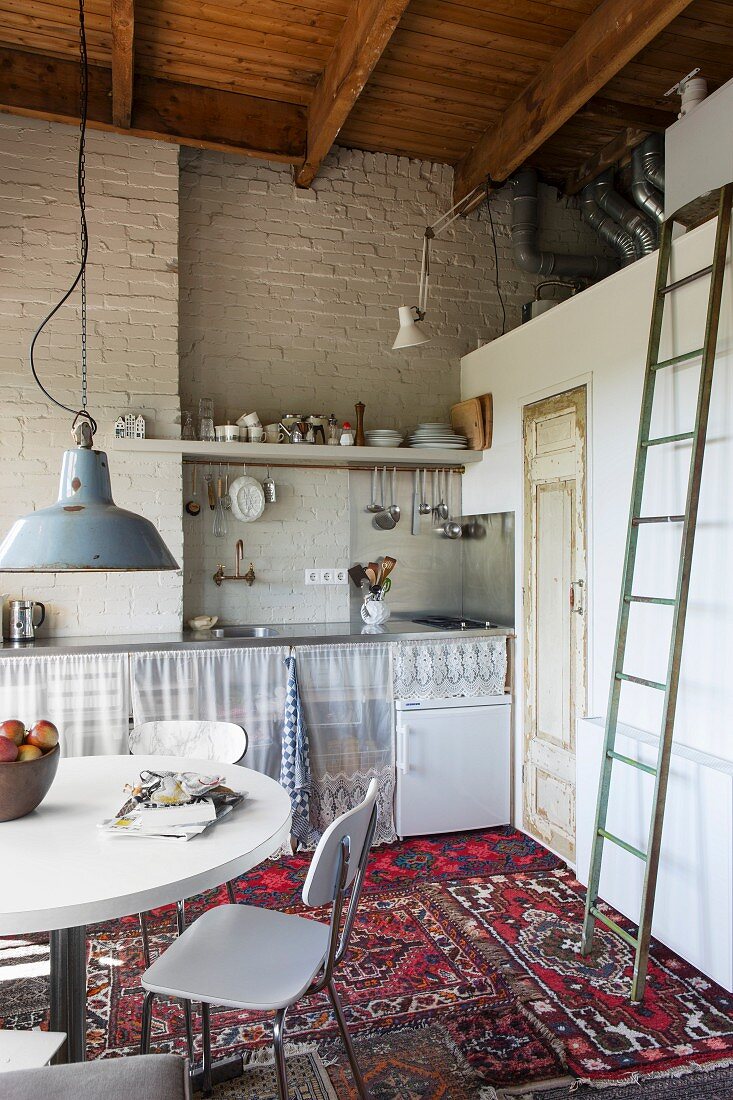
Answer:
[{"xmin": 0, "ymin": 755, "xmax": 291, "ymax": 1063}]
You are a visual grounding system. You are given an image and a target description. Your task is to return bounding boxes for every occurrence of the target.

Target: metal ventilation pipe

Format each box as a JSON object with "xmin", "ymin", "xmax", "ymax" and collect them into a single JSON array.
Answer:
[
  {"xmin": 631, "ymin": 143, "xmax": 664, "ymax": 226},
  {"xmin": 511, "ymin": 168, "xmax": 618, "ymax": 280},
  {"xmin": 580, "ymin": 185, "xmax": 637, "ymax": 265},
  {"xmin": 641, "ymin": 132, "xmax": 665, "ymax": 192},
  {"xmin": 592, "ymin": 169, "xmax": 656, "ymax": 256}
]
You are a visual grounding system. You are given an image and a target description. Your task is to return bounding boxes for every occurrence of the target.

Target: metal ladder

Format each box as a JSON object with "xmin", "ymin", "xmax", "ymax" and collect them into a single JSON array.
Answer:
[{"xmin": 580, "ymin": 182, "xmax": 733, "ymax": 1003}]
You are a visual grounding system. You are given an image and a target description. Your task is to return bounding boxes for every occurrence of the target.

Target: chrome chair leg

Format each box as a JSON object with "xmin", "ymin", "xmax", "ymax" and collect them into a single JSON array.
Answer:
[
  {"xmin": 182, "ymin": 998, "xmax": 195, "ymax": 1064},
  {"xmin": 226, "ymin": 880, "xmax": 237, "ymax": 904},
  {"xmin": 201, "ymin": 1001, "xmax": 213, "ymax": 1098},
  {"xmin": 175, "ymin": 898, "xmax": 186, "ymax": 934},
  {"xmin": 272, "ymin": 1007, "xmax": 289, "ymax": 1100},
  {"xmin": 140, "ymin": 990, "xmax": 155, "ymax": 1055},
  {"xmin": 138, "ymin": 913, "xmax": 151, "ymax": 968},
  {"xmin": 328, "ymin": 980, "xmax": 369, "ymax": 1099}
]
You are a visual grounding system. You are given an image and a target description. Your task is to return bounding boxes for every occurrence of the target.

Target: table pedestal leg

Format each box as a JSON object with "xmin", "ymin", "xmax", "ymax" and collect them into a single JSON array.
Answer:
[{"xmin": 50, "ymin": 926, "xmax": 87, "ymax": 1063}]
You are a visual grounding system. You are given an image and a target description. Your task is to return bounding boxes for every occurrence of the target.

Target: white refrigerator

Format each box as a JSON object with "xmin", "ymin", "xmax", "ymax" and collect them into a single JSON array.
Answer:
[{"xmin": 394, "ymin": 694, "xmax": 511, "ymax": 838}]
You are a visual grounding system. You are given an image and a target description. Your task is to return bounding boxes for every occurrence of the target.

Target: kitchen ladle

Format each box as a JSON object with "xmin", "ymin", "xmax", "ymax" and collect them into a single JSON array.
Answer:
[
  {"xmin": 436, "ymin": 469, "xmax": 449, "ymax": 521},
  {"xmin": 419, "ymin": 468, "xmax": 431, "ymax": 514},
  {"xmin": 387, "ymin": 468, "xmax": 401, "ymax": 525},
  {"xmin": 443, "ymin": 470, "xmax": 462, "ymax": 539},
  {"xmin": 374, "ymin": 468, "xmax": 396, "ymax": 530},
  {"xmin": 185, "ymin": 464, "xmax": 200, "ymax": 516},
  {"xmin": 366, "ymin": 466, "xmax": 382, "ymax": 512}
]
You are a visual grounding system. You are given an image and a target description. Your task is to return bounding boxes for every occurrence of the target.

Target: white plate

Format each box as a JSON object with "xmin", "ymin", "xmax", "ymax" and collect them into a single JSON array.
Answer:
[
  {"xmin": 409, "ymin": 442, "xmax": 467, "ymax": 449},
  {"xmin": 229, "ymin": 475, "xmax": 266, "ymax": 522}
]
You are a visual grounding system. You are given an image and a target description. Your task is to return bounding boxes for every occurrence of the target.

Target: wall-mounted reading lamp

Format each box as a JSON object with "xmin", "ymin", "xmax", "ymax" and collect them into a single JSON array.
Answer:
[{"xmin": 392, "ymin": 188, "xmax": 484, "ymax": 350}]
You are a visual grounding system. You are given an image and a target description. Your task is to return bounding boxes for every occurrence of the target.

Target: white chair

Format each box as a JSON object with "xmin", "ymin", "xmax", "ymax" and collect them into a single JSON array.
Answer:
[
  {"xmin": 140, "ymin": 779, "xmax": 378, "ymax": 1099},
  {"xmin": 129, "ymin": 719, "xmax": 249, "ymax": 1064}
]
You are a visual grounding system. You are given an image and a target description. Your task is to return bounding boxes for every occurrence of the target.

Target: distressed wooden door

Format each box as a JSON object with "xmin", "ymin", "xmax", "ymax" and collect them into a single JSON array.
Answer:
[{"xmin": 523, "ymin": 387, "xmax": 587, "ymax": 861}]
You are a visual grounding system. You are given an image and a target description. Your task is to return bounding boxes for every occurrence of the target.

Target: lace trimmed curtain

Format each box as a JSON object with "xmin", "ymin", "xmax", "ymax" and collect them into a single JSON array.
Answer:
[
  {"xmin": 292, "ymin": 643, "xmax": 396, "ymax": 846},
  {"xmin": 0, "ymin": 653, "xmax": 130, "ymax": 756},
  {"xmin": 393, "ymin": 637, "xmax": 507, "ymax": 700}
]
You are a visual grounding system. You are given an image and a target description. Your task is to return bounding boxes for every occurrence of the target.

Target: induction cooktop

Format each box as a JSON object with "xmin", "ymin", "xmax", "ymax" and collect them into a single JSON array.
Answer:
[{"xmin": 412, "ymin": 616, "xmax": 498, "ymax": 631}]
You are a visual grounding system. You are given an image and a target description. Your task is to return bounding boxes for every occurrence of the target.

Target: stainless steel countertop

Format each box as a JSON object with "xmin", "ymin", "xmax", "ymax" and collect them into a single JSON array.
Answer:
[{"xmin": 0, "ymin": 618, "xmax": 514, "ymax": 657}]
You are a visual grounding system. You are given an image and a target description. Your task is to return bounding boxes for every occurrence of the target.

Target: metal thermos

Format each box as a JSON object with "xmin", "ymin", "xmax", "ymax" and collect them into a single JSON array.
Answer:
[{"xmin": 8, "ymin": 600, "xmax": 45, "ymax": 643}]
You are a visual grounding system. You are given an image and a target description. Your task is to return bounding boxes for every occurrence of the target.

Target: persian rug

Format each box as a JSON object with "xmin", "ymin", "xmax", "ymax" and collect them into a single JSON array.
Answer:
[
  {"xmin": 2, "ymin": 827, "xmax": 733, "ymax": 1096},
  {"xmin": 214, "ymin": 1051, "xmax": 338, "ymax": 1099}
]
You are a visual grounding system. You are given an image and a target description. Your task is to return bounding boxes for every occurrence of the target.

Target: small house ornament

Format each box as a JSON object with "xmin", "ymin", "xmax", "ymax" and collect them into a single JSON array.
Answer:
[{"xmin": 115, "ymin": 413, "xmax": 146, "ymax": 439}]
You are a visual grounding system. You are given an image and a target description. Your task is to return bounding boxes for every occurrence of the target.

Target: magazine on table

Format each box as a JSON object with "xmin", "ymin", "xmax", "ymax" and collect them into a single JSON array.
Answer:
[{"xmin": 99, "ymin": 768, "xmax": 245, "ymax": 841}]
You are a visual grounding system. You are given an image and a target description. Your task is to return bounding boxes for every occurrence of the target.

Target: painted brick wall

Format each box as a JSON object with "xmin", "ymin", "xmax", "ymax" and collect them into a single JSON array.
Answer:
[
  {"xmin": 179, "ymin": 145, "xmax": 607, "ymax": 433},
  {"xmin": 0, "ymin": 115, "xmax": 183, "ymax": 637}
]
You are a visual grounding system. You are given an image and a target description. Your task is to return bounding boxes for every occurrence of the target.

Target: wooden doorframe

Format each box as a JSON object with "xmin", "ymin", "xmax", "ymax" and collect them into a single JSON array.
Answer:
[{"xmin": 522, "ymin": 384, "xmax": 588, "ymax": 863}]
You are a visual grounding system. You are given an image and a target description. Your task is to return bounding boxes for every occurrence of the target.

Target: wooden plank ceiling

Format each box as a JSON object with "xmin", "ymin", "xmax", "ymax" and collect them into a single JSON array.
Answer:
[{"xmin": 0, "ymin": 0, "xmax": 731, "ymax": 193}]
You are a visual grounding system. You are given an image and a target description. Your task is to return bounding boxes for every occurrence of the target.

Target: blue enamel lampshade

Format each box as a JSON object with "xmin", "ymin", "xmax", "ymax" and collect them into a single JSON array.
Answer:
[{"xmin": 0, "ymin": 446, "xmax": 179, "ymax": 571}]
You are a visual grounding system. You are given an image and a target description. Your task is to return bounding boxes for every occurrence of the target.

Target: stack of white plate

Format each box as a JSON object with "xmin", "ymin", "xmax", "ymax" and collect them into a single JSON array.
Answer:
[
  {"xmin": 365, "ymin": 429, "xmax": 404, "ymax": 447},
  {"xmin": 407, "ymin": 422, "xmax": 468, "ymax": 449}
]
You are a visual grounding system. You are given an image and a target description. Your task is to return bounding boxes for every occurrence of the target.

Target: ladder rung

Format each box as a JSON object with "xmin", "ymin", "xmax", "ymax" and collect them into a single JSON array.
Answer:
[
  {"xmin": 652, "ymin": 347, "xmax": 704, "ymax": 370},
  {"xmin": 598, "ymin": 828, "xmax": 648, "ymax": 861},
  {"xmin": 624, "ymin": 595, "xmax": 676, "ymax": 606},
  {"xmin": 659, "ymin": 265, "xmax": 713, "ymax": 295},
  {"xmin": 589, "ymin": 905, "xmax": 639, "ymax": 949},
  {"xmin": 607, "ymin": 749, "xmax": 658, "ymax": 776},
  {"xmin": 632, "ymin": 515, "xmax": 685, "ymax": 526},
  {"xmin": 642, "ymin": 432, "xmax": 694, "ymax": 448},
  {"xmin": 616, "ymin": 671, "xmax": 667, "ymax": 690}
]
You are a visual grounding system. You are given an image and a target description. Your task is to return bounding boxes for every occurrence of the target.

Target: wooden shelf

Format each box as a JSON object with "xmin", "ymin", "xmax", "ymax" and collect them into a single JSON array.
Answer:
[{"xmin": 110, "ymin": 438, "xmax": 483, "ymax": 469}]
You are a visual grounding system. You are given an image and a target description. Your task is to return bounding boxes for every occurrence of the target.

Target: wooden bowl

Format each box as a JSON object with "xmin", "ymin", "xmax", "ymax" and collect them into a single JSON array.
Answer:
[{"xmin": 0, "ymin": 745, "xmax": 60, "ymax": 822}]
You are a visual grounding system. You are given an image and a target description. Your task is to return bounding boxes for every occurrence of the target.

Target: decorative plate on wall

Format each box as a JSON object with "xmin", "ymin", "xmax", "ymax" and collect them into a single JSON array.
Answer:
[{"xmin": 228, "ymin": 475, "xmax": 265, "ymax": 522}]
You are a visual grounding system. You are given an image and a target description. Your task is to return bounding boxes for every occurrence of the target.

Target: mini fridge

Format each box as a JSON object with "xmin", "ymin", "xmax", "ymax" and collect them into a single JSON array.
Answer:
[{"xmin": 394, "ymin": 694, "xmax": 511, "ymax": 838}]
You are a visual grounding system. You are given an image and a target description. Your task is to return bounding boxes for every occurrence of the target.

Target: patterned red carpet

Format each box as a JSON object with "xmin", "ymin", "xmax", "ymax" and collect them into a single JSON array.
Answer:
[{"xmin": 2, "ymin": 827, "xmax": 733, "ymax": 1095}]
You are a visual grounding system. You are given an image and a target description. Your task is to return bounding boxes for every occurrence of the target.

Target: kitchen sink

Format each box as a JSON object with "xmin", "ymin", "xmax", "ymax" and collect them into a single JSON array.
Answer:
[{"xmin": 210, "ymin": 626, "xmax": 279, "ymax": 638}]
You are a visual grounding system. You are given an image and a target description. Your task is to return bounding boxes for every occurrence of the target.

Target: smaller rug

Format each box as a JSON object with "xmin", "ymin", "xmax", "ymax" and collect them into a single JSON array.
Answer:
[
  {"xmin": 499, "ymin": 1061, "xmax": 733, "ymax": 1098},
  {"xmin": 213, "ymin": 1051, "xmax": 337, "ymax": 1100}
]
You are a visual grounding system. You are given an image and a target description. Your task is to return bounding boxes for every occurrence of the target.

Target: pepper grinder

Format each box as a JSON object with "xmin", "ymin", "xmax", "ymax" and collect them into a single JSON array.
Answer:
[{"xmin": 354, "ymin": 401, "xmax": 366, "ymax": 447}]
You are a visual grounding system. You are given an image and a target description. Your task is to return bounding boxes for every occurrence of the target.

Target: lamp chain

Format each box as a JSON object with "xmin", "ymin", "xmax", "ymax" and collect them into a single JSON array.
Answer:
[{"xmin": 27, "ymin": 0, "xmax": 96, "ymax": 437}]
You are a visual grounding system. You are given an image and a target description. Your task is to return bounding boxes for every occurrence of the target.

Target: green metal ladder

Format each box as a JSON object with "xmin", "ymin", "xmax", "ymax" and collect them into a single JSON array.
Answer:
[{"xmin": 580, "ymin": 182, "xmax": 733, "ymax": 1003}]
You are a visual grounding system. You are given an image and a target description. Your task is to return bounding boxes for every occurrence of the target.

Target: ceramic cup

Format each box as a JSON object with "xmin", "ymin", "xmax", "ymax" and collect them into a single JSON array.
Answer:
[
  {"xmin": 248, "ymin": 426, "xmax": 265, "ymax": 443},
  {"xmin": 215, "ymin": 424, "xmax": 238, "ymax": 442},
  {"xmin": 265, "ymin": 423, "xmax": 282, "ymax": 444},
  {"xmin": 241, "ymin": 411, "xmax": 261, "ymax": 428}
]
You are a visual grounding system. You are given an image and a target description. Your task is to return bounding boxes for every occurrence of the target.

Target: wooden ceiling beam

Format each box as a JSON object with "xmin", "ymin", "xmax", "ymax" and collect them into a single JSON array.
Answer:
[
  {"xmin": 295, "ymin": 0, "xmax": 411, "ymax": 188},
  {"xmin": 110, "ymin": 0, "xmax": 135, "ymax": 128},
  {"xmin": 453, "ymin": 0, "xmax": 696, "ymax": 206},
  {"xmin": 0, "ymin": 46, "xmax": 306, "ymax": 162},
  {"xmin": 564, "ymin": 126, "xmax": 649, "ymax": 195}
]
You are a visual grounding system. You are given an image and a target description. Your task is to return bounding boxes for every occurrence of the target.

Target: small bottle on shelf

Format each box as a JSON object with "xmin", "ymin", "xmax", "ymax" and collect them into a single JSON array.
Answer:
[{"xmin": 339, "ymin": 422, "xmax": 354, "ymax": 446}]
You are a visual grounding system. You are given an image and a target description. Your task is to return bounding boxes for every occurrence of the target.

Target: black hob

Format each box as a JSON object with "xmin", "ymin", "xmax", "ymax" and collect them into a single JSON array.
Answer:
[{"xmin": 412, "ymin": 616, "xmax": 498, "ymax": 631}]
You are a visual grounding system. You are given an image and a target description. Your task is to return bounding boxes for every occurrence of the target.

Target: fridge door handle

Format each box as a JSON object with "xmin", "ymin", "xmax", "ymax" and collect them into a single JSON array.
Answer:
[{"xmin": 396, "ymin": 721, "xmax": 410, "ymax": 773}]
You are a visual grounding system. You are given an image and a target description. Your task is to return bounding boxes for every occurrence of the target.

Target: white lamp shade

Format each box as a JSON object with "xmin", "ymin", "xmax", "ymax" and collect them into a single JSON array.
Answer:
[
  {"xmin": 0, "ymin": 447, "xmax": 179, "ymax": 572},
  {"xmin": 392, "ymin": 305, "xmax": 429, "ymax": 350}
]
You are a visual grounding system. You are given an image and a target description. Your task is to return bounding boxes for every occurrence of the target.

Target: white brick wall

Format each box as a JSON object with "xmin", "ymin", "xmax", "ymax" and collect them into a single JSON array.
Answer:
[
  {"xmin": 179, "ymin": 145, "xmax": 607, "ymax": 432},
  {"xmin": 0, "ymin": 115, "xmax": 183, "ymax": 637}
]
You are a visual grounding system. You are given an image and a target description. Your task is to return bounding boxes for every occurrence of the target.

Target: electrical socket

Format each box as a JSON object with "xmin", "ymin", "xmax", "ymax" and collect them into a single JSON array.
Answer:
[
  {"xmin": 304, "ymin": 569, "xmax": 319, "ymax": 585},
  {"xmin": 320, "ymin": 569, "xmax": 334, "ymax": 585},
  {"xmin": 334, "ymin": 568, "xmax": 348, "ymax": 585}
]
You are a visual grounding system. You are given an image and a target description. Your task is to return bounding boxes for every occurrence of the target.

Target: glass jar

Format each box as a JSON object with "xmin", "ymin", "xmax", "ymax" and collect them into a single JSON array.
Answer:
[
  {"xmin": 340, "ymin": 421, "xmax": 354, "ymax": 446},
  {"xmin": 327, "ymin": 414, "xmax": 340, "ymax": 446},
  {"xmin": 181, "ymin": 411, "xmax": 195, "ymax": 441},
  {"xmin": 198, "ymin": 398, "xmax": 215, "ymax": 442}
]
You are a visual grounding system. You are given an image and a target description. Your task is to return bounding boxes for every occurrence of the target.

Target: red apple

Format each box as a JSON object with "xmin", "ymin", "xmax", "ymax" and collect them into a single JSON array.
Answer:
[
  {"xmin": 0, "ymin": 720, "xmax": 25, "ymax": 746},
  {"xmin": 25, "ymin": 720, "xmax": 59, "ymax": 752},
  {"xmin": 17, "ymin": 744, "xmax": 42, "ymax": 762},
  {"xmin": 0, "ymin": 737, "xmax": 19, "ymax": 762}
]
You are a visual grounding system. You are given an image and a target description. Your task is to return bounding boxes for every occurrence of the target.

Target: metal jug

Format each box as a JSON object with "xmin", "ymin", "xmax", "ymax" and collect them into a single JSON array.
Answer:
[{"xmin": 8, "ymin": 600, "xmax": 45, "ymax": 643}]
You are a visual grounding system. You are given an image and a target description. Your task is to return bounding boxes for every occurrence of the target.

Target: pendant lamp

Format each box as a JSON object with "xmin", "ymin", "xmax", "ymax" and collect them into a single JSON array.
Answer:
[{"xmin": 0, "ymin": 0, "xmax": 178, "ymax": 573}]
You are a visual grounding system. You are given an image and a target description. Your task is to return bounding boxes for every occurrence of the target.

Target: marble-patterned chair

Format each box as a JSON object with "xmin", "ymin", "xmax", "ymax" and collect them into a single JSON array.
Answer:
[{"xmin": 129, "ymin": 719, "xmax": 249, "ymax": 1063}]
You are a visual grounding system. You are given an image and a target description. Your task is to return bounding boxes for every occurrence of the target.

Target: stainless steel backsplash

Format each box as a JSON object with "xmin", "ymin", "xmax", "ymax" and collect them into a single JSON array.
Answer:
[{"xmin": 349, "ymin": 470, "xmax": 514, "ymax": 625}]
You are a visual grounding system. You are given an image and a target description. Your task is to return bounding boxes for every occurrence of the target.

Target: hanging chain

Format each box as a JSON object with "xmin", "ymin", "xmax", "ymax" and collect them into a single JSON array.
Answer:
[
  {"xmin": 78, "ymin": 0, "xmax": 88, "ymax": 412},
  {"xmin": 27, "ymin": 0, "xmax": 96, "ymax": 438}
]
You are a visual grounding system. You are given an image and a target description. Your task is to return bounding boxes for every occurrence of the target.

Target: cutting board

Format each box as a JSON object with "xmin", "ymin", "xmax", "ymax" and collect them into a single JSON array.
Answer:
[
  {"xmin": 450, "ymin": 396, "xmax": 489, "ymax": 450},
  {"xmin": 478, "ymin": 392, "xmax": 493, "ymax": 449}
]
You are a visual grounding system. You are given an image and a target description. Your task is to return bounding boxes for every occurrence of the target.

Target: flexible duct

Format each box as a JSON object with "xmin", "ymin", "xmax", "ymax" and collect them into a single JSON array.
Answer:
[
  {"xmin": 593, "ymin": 169, "xmax": 656, "ymax": 256},
  {"xmin": 631, "ymin": 143, "xmax": 664, "ymax": 226},
  {"xmin": 641, "ymin": 132, "xmax": 664, "ymax": 192},
  {"xmin": 511, "ymin": 168, "xmax": 618, "ymax": 280},
  {"xmin": 580, "ymin": 185, "xmax": 637, "ymax": 265}
]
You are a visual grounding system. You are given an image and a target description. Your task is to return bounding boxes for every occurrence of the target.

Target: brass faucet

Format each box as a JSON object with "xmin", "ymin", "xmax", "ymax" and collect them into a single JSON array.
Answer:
[{"xmin": 213, "ymin": 539, "xmax": 256, "ymax": 587}]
